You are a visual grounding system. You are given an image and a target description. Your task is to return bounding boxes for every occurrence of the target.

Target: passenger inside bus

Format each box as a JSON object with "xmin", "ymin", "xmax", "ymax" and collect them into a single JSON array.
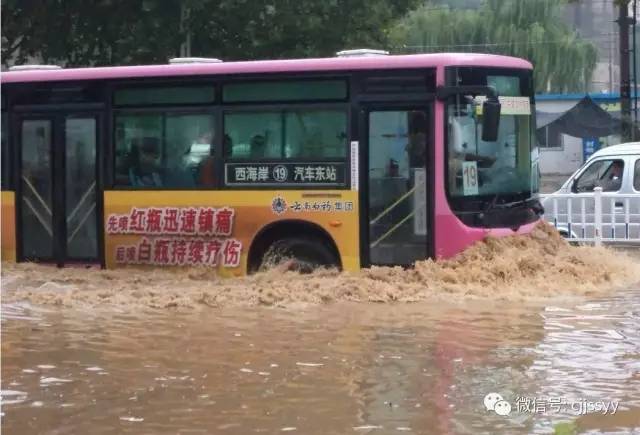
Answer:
[
  {"xmin": 184, "ymin": 131, "xmax": 212, "ymax": 171},
  {"xmin": 128, "ymin": 137, "xmax": 163, "ymax": 187},
  {"xmin": 198, "ymin": 134, "xmax": 231, "ymax": 186},
  {"xmin": 250, "ymin": 134, "xmax": 268, "ymax": 158}
]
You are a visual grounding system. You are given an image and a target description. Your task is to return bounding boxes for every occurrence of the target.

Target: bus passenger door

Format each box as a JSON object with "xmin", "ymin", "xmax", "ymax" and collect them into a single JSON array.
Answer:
[
  {"xmin": 363, "ymin": 107, "xmax": 431, "ymax": 266},
  {"xmin": 17, "ymin": 114, "xmax": 101, "ymax": 265}
]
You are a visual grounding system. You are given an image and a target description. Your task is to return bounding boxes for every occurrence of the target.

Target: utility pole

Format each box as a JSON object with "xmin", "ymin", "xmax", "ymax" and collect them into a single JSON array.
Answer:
[
  {"xmin": 617, "ymin": 0, "xmax": 633, "ymax": 141},
  {"xmin": 179, "ymin": 3, "xmax": 192, "ymax": 58},
  {"xmin": 610, "ymin": 23, "xmax": 614, "ymax": 93}
]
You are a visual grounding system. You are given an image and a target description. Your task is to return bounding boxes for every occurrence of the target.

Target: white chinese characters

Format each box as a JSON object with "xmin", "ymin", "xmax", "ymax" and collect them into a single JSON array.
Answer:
[
  {"xmin": 514, "ymin": 396, "xmax": 620, "ymax": 416},
  {"xmin": 229, "ymin": 163, "xmax": 341, "ymax": 184},
  {"xmin": 293, "ymin": 165, "xmax": 338, "ymax": 182},
  {"xmin": 483, "ymin": 393, "xmax": 621, "ymax": 417}
]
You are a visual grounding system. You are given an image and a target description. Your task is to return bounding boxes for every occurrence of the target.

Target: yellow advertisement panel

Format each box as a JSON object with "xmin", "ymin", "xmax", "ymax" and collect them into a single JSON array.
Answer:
[
  {"xmin": 103, "ymin": 190, "xmax": 360, "ymax": 276},
  {"xmin": 1, "ymin": 191, "xmax": 16, "ymax": 262}
]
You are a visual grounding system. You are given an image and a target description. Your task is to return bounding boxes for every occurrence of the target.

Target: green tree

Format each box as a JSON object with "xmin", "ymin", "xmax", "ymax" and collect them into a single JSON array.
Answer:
[
  {"xmin": 1, "ymin": 0, "xmax": 198, "ymax": 66},
  {"xmin": 1, "ymin": 0, "xmax": 419, "ymax": 67},
  {"xmin": 389, "ymin": 0, "xmax": 598, "ymax": 93}
]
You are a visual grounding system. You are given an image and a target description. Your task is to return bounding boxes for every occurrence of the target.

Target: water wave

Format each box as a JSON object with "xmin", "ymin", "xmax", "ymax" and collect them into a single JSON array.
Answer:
[{"xmin": 2, "ymin": 223, "xmax": 639, "ymax": 310}]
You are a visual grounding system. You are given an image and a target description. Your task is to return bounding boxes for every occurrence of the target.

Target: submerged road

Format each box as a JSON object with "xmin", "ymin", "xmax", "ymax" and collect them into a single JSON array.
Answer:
[{"xmin": 2, "ymin": 287, "xmax": 640, "ymax": 434}]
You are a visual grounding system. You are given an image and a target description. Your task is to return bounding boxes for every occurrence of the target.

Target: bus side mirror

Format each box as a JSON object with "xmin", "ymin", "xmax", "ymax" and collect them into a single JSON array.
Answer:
[{"xmin": 481, "ymin": 98, "xmax": 501, "ymax": 142}]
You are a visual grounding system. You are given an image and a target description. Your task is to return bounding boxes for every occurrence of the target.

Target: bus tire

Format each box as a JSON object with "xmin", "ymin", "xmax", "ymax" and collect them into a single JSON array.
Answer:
[{"xmin": 260, "ymin": 236, "xmax": 338, "ymax": 273}]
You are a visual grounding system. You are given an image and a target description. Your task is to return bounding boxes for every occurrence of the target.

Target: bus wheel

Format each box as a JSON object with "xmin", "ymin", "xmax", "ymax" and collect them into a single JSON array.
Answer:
[{"xmin": 260, "ymin": 236, "xmax": 338, "ymax": 273}]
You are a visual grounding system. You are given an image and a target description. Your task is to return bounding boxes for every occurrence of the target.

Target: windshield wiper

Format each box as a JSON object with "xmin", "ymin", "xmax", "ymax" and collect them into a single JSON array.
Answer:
[
  {"xmin": 482, "ymin": 194, "xmax": 501, "ymax": 215},
  {"xmin": 496, "ymin": 198, "xmax": 529, "ymax": 209},
  {"xmin": 483, "ymin": 194, "xmax": 539, "ymax": 213},
  {"xmin": 473, "ymin": 194, "xmax": 543, "ymax": 225}
]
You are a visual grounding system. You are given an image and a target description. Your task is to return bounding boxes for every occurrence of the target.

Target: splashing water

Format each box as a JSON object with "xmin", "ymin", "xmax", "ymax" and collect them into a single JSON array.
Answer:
[{"xmin": 2, "ymin": 223, "xmax": 639, "ymax": 310}]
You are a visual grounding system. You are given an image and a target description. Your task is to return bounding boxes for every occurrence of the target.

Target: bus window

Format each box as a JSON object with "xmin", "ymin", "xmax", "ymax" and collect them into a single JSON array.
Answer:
[
  {"xmin": 223, "ymin": 80, "xmax": 346, "ymax": 103},
  {"xmin": 167, "ymin": 114, "xmax": 215, "ymax": 185},
  {"xmin": 224, "ymin": 112, "xmax": 282, "ymax": 159},
  {"xmin": 285, "ymin": 110, "xmax": 346, "ymax": 159},
  {"xmin": 114, "ymin": 112, "xmax": 214, "ymax": 188},
  {"xmin": 223, "ymin": 109, "xmax": 347, "ymax": 161},
  {"xmin": 114, "ymin": 86, "xmax": 215, "ymax": 106}
]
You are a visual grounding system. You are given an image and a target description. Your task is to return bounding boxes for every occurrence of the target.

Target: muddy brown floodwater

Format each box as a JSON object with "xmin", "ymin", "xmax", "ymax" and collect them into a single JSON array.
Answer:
[{"xmin": 2, "ymin": 224, "xmax": 640, "ymax": 434}]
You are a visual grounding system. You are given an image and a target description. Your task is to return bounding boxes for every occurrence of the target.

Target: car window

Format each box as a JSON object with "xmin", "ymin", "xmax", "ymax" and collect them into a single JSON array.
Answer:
[
  {"xmin": 574, "ymin": 158, "xmax": 624, "ymax": 192},
  {"xmin": 634, "ymin": 159, "xmax": 640, "ymax": 191}
]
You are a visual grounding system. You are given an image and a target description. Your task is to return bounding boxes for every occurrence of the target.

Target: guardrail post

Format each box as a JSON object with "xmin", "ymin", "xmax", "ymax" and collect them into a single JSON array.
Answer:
[
  {"xmin": 594, "ymin": 187, "xmax": 603, "ymax": 247},
  {"xmin": 567, "ymin": 198, "xmax": 572, "ymax": 238},
  {"xmin": 625, "ymin": 198, "xmax": 630, "ymax": 239}
]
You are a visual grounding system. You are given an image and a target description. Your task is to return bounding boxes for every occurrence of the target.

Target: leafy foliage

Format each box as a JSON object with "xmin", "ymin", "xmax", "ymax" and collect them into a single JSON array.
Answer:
[
  {"xmin": 1, "ymin": 0, "xmax": 419, "ymax": 67},
  {"xmin": 389, "ymin": 0, "xmax": 599, "ymax": 93}
]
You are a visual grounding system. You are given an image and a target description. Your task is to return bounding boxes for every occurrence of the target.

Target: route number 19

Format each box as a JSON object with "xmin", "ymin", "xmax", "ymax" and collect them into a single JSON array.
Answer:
[{"xmin": 462, "ymin": 161, "xmax": 479, "ymax": 195}]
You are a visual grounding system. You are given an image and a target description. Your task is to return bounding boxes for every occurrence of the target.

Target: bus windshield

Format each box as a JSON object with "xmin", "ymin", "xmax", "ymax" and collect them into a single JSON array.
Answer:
[{"xmin": 446, "ymin": 69, "xmax": 534, "ymax": 201}]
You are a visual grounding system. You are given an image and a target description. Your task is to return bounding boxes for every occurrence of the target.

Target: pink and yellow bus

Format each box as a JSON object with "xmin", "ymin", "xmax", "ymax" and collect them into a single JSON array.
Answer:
[{"xmin": 0, "ymin": 51, "xmax": 542, "ymax": 275}]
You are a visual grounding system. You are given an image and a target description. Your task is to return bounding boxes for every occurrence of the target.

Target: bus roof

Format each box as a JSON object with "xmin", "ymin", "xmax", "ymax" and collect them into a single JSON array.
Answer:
[{"xmin": 0, "ymin": 53, "xmax": 532, "ymax": 84}]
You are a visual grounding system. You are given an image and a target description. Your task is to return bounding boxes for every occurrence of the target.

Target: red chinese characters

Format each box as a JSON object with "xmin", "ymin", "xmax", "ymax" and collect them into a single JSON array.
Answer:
[
  {"xmin": 114, "ymin": 237, "xmax": 242, "ymax": 268},
  {"xmin": 163, "ymin": 208, "xmax": 180, "ymax": 234},
  {"xmin": 197, "ymin": 208, "xmax": 215, "ymax": 235},
  {"xmin": 222, "ymin": 239, "xmax": 241, "ymax": 267},
  {"xmin": 205, "ymin": 240, "xmax": 223, "ymax": 266},
  {"xmin": 107, "ymin": 215, "xmax": 119, "ymax": 233},
  {"xmin": 106, "ymin": 207, "xmax": 233, "ymax": 236},
  {"xmin": 171, "ymin": 240, "xmax": 187, "ymax": 264},
  {"xmin": 109, "ymin": 206, "xmax": 241, "ymax": 268},
  {"xmin": 138, "ymin": 238, "xmax": 152, "ymax": 262},
  {"xmin": 126, "ymin": 246, "xmax": 137, "ymax": 262},
  {"xmin": 129, "ymin": 208, "xmax": 146, "ymax": 233},
  {"xmin": 180, "ymin": 208, "xmax": 198, "ymax": 234},
  {"xmin": 188, "ymin": 240, "xmax": 205, "ymax": 264},
  {"xmin": 115, "ymin": 246, "xmax": 126, "ymax": 262},
  {"xmin": 118, "ymin": 216, "xmax": 129, "ymax": 233},
  {"xmin": 215, "ymin": 207, "xmax": 234, "ymax": 236},
  {"xmin": 153, "ymin": 239, "xmax": 171, "ymax": 265},
  {"xmin": 146, "ymin": 208, "xmax": 164, "ymax": 234}
]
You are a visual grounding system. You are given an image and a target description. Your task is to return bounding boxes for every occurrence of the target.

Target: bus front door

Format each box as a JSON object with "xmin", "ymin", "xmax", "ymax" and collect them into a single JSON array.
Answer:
[
  {"xmin": 364, "ymin": 108, "xmax": 431, "ymax": 266},
  {"xmin": 18, "ymin": 114, "xmax": 100, "ymax": 265}
]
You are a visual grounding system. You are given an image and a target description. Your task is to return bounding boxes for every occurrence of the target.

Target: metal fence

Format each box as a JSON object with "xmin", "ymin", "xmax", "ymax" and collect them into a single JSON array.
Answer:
[{"xmin": 539, "ymin": 187, "xmax": 640, "ymax": 246}]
